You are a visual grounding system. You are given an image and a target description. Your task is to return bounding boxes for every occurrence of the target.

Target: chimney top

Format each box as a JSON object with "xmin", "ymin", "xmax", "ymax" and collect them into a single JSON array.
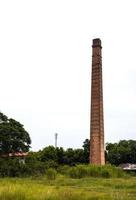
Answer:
[{"xmin": 92, "ymin": 38, "xmax": 102, "ymax": 48}]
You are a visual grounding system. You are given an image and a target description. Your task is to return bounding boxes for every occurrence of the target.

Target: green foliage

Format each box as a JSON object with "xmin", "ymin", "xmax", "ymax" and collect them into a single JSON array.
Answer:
[
  {"xmin": 0, "ymin": 112, "xmax": 31, "ymax": 155},
  {"xmin": 82, "ymin": 139, "xmax": 90, "ymax": 163},
  {"xmin": 106, "ymin": 140, "xmax": 136, "ymax": 165},
  {"xmin": 56, "ymin": 147, "xmax": 65, "ymax": 164},
  {"xmin": 0, "ymin": 157, "xmax": 46, "ymax": 177},
  {"xmin": 40, "ymin": 146, "xmax": 57, "ymax": 162},
  {"xmin": 0, "ymin": 156, "xmax": 125, "ymax": 178},
  {"xmin": 67, "ymin": 165, "xmax": 125, "ymax": 179},
  {"xmin": 44, "ymin": 160, "xmax": 58, "ymax": 169},
  {"xmin": 39, "ymin": 146, "xmax": 87, "ymax": 166},
  {"xmin": 68, "ymin": 167, "xmax": 79, "ymax": 178},
  {"xmin": 57, "ymin": 165, "xmax": 70, "ymax": 175},
  {"xmin": 68, "ymin": 165, "xmax": 87, "ymax": 178},
  {"xmin": 0, "ymin": 190, "xmax": 26, "ymax": 200},
  {"xmin": 0, "ymin": 176, "xmax": 136, "ymax": 200},
  {"xmin": 82, "ymin": 139, "xmax": 136, "ymax": 165},
  {"xmin": 25, "ymin": 159, "xmax": 46, "ymax": 176},
  {"xmin": 63, "ymin": 148, "xmax": 85, "ymax": 165},
  {"xmin": 0, "ymin": 158, "xmax": 20, "ymax": 177},
  {"xmin": 1, "ymin": 136, "xmax": 136, "ymax": 177},
  {"xmin": 46, "ymin": 168, "xmax": 57, "ymax": 180}
]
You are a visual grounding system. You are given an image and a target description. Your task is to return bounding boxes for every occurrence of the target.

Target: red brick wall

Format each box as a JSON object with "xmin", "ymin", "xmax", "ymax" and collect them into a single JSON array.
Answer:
[{"xmin": 90, "ymin": 39, "xmax": 105, "ymax": 165}]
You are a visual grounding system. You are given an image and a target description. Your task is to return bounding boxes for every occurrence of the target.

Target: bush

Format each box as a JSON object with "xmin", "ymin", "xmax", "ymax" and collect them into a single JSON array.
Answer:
[
  {"xmin": 87, "ymin": 165, "xmax": 101, "ymax": 177},
  {"xmin": 68, "ymin": 167, "xmax": 79, "ymax": 178},
  {"xmin": 44, "ymin": 160, "xmax": 58, "ymax": 169},
  {"xmin": 57, "ymin": 165, "xmax": 70, "ymax": 175},
  {"xmin": 100, "ymin": 168, "xmax": 111, "ymax": 178},
  {"xmin": 76, "ymin": 165, "xmax": 87, "ymax": 178},
  {"xmin": 46, "ymin": 168, "xmax": 57, "ymax": 180},
  {"xmin": 0, "ymin": 158, "xmax": 21, "ymax": 177},
  {"xmin": 0, "ymin": 158, "xmax": 47, "ymax": 177},
  {"xmin": 68, "ymin": 165, "xmax": 87, "ymax": 179}
]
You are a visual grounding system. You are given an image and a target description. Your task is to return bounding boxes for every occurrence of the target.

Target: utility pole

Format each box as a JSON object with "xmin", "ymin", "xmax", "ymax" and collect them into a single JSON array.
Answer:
[{"xmin": 55, "ymin": 133, "xmax": 58, "ymax": 148}]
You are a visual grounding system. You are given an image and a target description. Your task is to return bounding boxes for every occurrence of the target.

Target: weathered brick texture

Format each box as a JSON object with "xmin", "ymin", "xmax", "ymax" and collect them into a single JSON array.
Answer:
[{"xmin": 90, "ymin": 38, "xmax": 105, "ymax": 165}]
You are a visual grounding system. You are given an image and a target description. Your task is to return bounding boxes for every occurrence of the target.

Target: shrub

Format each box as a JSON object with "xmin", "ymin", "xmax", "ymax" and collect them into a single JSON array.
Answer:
[
  {"xmin": 76, "ymin": 165, "xmax": 87, "ymax": 178},
  {"xmin": 57, "ymin": 165, "xmax": 70, "ymax": 175},
  {"xmin": 86, "ymin": 165, "xmax": 101, "ymax": 177},
  {"xmin": 46, "ymin": 168, "xmax": 57, "ymax": 180},
  {"xmin": 44, "ymin": 160, "xmax": 58, "ymax": 169},
  {"xmin": 68, "ymin": 165, "xmax": 87, "ymax": 179},
  {"xmin": 0, "ymin": 158, "xmax": 47, "ymax": 177},
  {"xmin": 100, "ymin": 168, "xmax": 111, "ymax": 178},
  {"xmin": 68, "ymin": 167, "xmax": 79, "ymax": 178}
]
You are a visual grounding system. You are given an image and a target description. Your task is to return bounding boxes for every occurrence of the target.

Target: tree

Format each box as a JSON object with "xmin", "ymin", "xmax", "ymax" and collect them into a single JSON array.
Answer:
[
  {"xmin": 73, "ymin": 149, "xmax": 85, "ymax": 163},
  {"xmin": 63, "ymin": 148, "xmax": 76, "ymax": 165},
  {"xmin": 0, "ymin": 112, "xmax": 31, "ymax": 155},
  {"xmin": 106, "ymin": 140, "xmax": 136, "ymax": 165},
  {"xmin": 40, "ymin": 146, "xmax": 57, "ymax": 162},
  {"xmin": 56, "ymin": 147, "xmax": 65, "ymax": 164},
  {"xmin": 82, "ymin": 139, "xmax": 90, "ymax": 163}
]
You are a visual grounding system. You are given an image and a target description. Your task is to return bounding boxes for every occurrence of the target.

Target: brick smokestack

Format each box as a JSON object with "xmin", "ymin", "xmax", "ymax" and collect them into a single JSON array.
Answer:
[{"xmin": 90, "ymin": 38, "xmax": 105, "ymax": 165}]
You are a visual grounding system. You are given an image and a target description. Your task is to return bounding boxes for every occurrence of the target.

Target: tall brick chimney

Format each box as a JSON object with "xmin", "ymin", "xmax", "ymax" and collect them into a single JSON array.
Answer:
[{"xmin": 90, "ymin": 38, "xmax": 105, "ymax": 165}]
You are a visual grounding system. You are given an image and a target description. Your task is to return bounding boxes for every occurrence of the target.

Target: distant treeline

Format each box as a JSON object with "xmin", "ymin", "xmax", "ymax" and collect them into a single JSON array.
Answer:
[
  {"xmin": 0, "ymin": 111, "xmax": 135, "ymax": 177},
  {"xmin": 106, "ymin": 140, "xmax": 136, "ymax": 165},
  {"xmin": 29, "ymin": 139, "xmax": 136, "ymax": 166},
  {"xmin": 0, "ymin": 139, "xmax": 136, "ymax": 177}
]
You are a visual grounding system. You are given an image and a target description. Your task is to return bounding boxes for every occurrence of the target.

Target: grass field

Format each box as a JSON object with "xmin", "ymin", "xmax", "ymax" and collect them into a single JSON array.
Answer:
[{"xmin": 0, "ymin": 175, "xmax": 136, "ymax": 200}]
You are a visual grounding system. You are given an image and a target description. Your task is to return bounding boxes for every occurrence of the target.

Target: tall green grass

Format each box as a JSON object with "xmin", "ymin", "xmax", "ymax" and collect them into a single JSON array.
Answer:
[
  {"xmin": 67, "ymin": 165, "xmax": 125, "ymax": 179},
  {"xmin": 46, "ymin": 168, "xmax": 57, "ymax": 180},
  {"xmin": 0, "ymin": 175, "xmax": 136, "ymax": 200},
  {"xmin": 0, "ymin": 190, "xmax": 26, "ymax": 200}
]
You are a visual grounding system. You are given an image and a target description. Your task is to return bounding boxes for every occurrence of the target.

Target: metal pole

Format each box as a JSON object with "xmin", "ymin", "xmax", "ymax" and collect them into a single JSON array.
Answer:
[{"xmin": 55, "ymin": 133, "xmax": 58, "ymax": 148}]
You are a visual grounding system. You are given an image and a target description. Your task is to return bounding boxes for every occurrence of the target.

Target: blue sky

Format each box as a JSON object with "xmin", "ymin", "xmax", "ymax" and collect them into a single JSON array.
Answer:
[{"xmin": 0, "ymin": 0, "xmax": 136, "ymax": 150}]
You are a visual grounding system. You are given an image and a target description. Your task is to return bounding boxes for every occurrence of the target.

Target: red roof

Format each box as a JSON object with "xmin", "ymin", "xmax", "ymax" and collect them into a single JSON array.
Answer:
[{"xmin": 1, "ymin": 152, "xmax": 28, "ymax": 157}]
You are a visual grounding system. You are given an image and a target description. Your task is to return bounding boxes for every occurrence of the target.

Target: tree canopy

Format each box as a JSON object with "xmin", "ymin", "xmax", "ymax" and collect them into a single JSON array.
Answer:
[
  {"xmin": 106, "ymin": 140, "xmax": 136, "ymax": 165},
  {"xmin": 0, "ymin": 112, "xmax": 31, "ymax": 155}
]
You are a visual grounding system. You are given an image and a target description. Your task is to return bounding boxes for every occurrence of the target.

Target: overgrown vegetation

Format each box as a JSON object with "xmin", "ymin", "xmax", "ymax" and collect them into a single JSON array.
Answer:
[
  {"xmin": 0, "ymin": 111, "xmax": 136, "ymax": 178},
  {"xmin": 106, "ymin": 140, "xmax": 136, "ymax": 165},
  {"xmin": 0, "ymin": 140, "xmax": 136, "ymax": 177},
  {"xmin": 0, "ymin": 157, "xmax": 128, "ymax": 178},
  {"xmin": 0, "ymin": 112, "xmax": 31, "ymax": 155},
  {"xmin": 67, "ymin": 165, "xmax": 125, "ymax": 179},
  {"xmin": 0, "ymin": 175, "xmax": 136, "ymax": 200},
  {"xmin": 46, "ymin": 168, "xmax": 57, "ymax": 180}
]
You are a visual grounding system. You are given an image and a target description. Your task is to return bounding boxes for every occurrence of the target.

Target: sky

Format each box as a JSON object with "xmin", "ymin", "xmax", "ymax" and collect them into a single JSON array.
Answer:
[{"xmin": 0, "ymin": 0, "xmax": 136, "ymax": 151}]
